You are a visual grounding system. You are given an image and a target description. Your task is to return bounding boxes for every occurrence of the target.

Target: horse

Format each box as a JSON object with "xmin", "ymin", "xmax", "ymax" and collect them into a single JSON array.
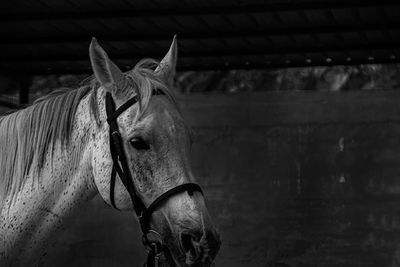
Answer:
[{"xmin": 0, "ymin": 36, "xmax": 221, "ymax": 266}]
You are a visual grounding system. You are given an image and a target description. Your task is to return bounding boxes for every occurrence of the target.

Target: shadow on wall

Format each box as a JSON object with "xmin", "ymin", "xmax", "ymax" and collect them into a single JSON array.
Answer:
[{"xmin": 40, "ymin": 90, "xmax": 400, "ymax": 267}]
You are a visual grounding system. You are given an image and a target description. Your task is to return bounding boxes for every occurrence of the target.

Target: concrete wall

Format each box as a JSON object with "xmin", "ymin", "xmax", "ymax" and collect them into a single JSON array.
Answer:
[{"xmin": 43, "ymin": 91, "xmax": 400, "ymax": 267}]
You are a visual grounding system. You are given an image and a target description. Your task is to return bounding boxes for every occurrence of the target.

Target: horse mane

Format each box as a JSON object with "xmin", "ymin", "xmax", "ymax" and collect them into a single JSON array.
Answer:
[{"xmin": 0, "ymin": 58, "xmax": 176, "ymax": 207}]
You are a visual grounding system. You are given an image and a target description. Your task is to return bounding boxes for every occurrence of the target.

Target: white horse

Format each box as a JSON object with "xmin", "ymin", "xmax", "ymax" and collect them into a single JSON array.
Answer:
[{"xmin": 0, "ymin": 37, "xmax": 221, "ymax": 266}]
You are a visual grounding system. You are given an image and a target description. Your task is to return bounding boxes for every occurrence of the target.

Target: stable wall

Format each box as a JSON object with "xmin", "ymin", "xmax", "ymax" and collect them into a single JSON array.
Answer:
[{"xmin": 43, "ymin": 90, "xmax": 400, "ymax": 267}]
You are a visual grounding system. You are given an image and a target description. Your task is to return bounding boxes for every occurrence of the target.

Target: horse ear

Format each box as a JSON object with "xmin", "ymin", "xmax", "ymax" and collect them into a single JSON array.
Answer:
[
  {"xmin": 89, "ymin": 37, "xmax": 126, "ymax": 94},
  {"xmin": 155, "ymin": 35, "xmax": 178, "ymax": 86}
]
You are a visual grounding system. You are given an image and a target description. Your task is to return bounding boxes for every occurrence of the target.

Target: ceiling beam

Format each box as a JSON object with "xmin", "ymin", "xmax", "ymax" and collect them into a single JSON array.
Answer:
[
  {"xmin": 1, "ymin": 22, "xmax": 400, "ymax": 44},
  {"xmin": 1, "ymin": 55, "xmax": 398, "ymax": 75},
  {"xmin": 0, "ymin": 0, "xmax": 398, "ymax": 21},
  {"xmin": 1, "ymin": 41, "xmax": 399, "ymax": 62}
]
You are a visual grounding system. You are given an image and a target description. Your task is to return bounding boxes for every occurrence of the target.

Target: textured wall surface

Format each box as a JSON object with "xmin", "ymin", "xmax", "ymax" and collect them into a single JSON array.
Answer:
[{"xmin": 42, "ymin": 91, "xmax": 400, "ymax": 267}]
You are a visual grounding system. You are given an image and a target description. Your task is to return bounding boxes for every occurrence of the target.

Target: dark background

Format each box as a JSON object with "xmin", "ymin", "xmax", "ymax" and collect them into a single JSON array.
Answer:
[
  {"xmin": 23, "ymin": 89, "xmax": 400, "ymax": 267},
  {"xmin": 2, "ymin": 0, "xmax": 400, "ymax": 266}
]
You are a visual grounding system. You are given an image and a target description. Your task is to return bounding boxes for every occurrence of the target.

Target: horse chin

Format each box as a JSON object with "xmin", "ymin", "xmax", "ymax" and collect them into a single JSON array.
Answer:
[{"xmin": 160, "ymin": 237, "xmax": 191, "ymax": 267}]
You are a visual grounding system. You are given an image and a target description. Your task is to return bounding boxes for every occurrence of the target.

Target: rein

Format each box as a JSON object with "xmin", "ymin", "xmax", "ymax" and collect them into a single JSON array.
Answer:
[{"xmin": 105, "ymin": 91, "xmax": 203, "ymax": 266}]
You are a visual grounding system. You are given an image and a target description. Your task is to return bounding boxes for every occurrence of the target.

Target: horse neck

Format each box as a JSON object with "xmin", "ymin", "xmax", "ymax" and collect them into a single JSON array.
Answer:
[{"xmin": 0, "ymin": 92, "xmax": 98, "ymax": 266}]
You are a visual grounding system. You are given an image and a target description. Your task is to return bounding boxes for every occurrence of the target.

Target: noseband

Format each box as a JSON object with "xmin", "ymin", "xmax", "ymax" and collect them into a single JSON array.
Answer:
[{"xmin": 105, "ymin": 91, "xmax": 203, "ymax": 266}]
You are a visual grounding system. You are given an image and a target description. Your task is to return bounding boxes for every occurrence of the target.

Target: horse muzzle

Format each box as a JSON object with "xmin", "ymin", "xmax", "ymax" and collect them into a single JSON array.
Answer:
[{"xmin": 179, "ymin": 228, "xmax": 221, "ymax": 266}]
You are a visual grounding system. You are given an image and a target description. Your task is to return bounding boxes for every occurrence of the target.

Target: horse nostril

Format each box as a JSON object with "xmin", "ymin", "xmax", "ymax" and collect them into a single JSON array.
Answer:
[
  {"xmin": 179, "ymin": 229, "xmax": 221, "ymax": 265},
  {"xmin": 180, "ymin": 232, "xmax": 202, "ymax": 264}
]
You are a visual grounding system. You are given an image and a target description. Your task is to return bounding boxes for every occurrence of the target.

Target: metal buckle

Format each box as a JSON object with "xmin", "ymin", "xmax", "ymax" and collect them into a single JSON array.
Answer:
[
  {"xmin": 143, "ymin": 241, "xmax": 163, "ymax": 267},
  {"xmin": 150, "ymin": 242, "xmax": 162, "ymax": 256},
  {"xmin": 142, "ymin": 230, "xmax": 164, "ymax": 267},
  {"xmin": 142, "ymin": 229, "xmax": 163, "ymax": 247}
]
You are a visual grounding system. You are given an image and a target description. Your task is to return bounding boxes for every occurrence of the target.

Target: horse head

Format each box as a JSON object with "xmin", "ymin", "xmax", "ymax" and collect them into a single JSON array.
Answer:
[{"xmin": 89, "ymin": 36, "xmax": 221, "ymax": 266}]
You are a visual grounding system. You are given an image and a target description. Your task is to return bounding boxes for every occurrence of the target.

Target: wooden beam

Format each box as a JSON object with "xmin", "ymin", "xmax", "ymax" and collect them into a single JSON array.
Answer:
[
  {"xmin": 1, "ymin": 22, "xmax": 400, "ymax": 44},
  {"xmin": 0, "ymin": 0, "xmax": 398, "ymax": 21},
  {"xmin": 1, "ymin": 41, "xmax": 399, "ymax": 62},
  {"xmin": 1, "ymin": 54, "xmax": 398, "ymax": 74}
]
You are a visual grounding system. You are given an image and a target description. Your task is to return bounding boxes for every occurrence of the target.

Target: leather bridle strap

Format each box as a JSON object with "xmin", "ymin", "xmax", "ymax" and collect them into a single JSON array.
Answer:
[
  {"xmin": 141, "ymin": 183, "xmax": 203, "ymax": 225},
  {"xmin": 105, "ymin": 91, "xmax": 203, "ymax": 238},
  {"xmin": 106, "ymin": 92, "xmax": 147, "ymax": 220}
]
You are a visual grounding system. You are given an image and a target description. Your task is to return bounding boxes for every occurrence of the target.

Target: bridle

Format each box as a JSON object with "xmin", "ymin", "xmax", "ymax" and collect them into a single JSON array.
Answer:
[{"xmin": 105, "ymin": 90, "xmax": 203, "ymax": 266}]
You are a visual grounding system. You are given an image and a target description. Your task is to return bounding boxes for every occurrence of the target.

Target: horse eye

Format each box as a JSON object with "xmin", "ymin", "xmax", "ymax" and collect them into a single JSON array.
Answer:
[{"xmin": 130, "ymin": 137, "xmax": 150, "ymax": 150}]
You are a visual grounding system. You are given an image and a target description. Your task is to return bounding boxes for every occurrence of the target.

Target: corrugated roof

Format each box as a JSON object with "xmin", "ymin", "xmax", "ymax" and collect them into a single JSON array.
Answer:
[{"xmin": 0, "ymin": 0, "xmax": 399, "ymax": 74}]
